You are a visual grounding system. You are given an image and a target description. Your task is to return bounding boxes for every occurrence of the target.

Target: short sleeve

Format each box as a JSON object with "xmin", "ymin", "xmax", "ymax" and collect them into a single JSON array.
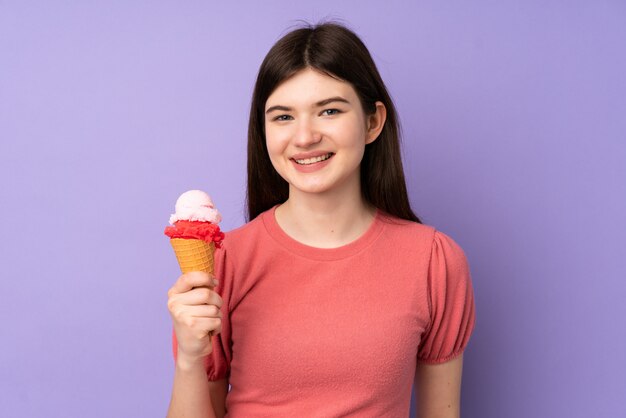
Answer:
[
  {"xmin": 172, "ymin": 244, "xmax": 233, "ymax": 381},
  {"xmin": 417, "ymin": 230, "xmax": 476, "ymax": 364}
]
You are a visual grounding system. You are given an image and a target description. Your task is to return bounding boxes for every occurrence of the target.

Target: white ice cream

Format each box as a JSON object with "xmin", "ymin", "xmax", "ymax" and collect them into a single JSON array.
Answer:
[{"xmin": 169, "ymin": 190, "xmax": 222, "ymax": 224}]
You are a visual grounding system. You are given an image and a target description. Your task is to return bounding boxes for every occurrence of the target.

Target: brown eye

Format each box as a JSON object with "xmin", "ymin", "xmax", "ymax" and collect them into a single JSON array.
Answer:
[{"xmin": 321, "ymin": 109, "xmax": 341, "ymax": 116}]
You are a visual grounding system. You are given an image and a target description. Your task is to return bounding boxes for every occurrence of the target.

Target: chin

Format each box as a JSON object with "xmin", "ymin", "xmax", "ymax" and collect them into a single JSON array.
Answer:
[
  {"xmin": 289, "ymin": 182, "xmax": 333, "ymax": 195},
  {"xmin": 293, "ymin": 186, "xmax": 331, "ymax": 195}
]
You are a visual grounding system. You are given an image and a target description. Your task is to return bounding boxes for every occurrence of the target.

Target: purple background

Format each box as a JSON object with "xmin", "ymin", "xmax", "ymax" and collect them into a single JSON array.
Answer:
[{"xmin": 1, "ymin": 1, "xmax": 625, "ymax": 417}]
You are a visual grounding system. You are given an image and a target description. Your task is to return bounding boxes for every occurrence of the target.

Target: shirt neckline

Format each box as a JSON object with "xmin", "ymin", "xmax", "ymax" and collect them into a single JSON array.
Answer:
[{"xmin": 261, "ymin": 204, "xmax": 386, "ymax": 261}]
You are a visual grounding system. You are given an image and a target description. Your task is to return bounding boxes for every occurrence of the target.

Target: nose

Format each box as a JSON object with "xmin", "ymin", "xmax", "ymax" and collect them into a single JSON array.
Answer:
[{"xmin": 293, "ymin": 118, "xmax": 322, "ymax": 148}]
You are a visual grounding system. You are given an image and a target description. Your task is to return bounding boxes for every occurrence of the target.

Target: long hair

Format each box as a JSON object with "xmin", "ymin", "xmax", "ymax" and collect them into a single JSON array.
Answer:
[{"xmin": 246, "ymin": 20, "xmax": 421, "ymax": 224}]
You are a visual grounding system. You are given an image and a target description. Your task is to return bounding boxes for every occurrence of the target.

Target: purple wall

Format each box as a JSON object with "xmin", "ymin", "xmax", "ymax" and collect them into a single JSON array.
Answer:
[{"xmin": 1, "ymin": 1, "xmax": 625, "ymax": 417}]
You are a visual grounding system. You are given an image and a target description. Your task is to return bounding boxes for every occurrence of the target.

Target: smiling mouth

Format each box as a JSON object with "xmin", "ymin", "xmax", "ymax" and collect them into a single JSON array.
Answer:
[{"xmin": 293, "ymin": 153, "xmax": 334, "ymax": 165}]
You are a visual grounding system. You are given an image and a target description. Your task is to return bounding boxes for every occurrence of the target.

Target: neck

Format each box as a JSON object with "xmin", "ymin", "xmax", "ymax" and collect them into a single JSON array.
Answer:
[{"xmin": 275, "ymin": 176, "xmax": 377, "ymax": 248}]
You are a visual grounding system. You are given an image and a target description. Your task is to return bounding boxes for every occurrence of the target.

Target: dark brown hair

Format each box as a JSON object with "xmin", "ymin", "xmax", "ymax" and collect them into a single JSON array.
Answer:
[{"xmin": 246, "ymin": 20, "xmax": 421, "ymax": 224}]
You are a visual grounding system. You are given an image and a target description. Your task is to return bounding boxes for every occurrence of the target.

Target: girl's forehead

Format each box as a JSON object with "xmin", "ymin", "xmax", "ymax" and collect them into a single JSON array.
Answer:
[{"xmin": 266, "ymin": 69, "xmax": 356, "ymax": 108}]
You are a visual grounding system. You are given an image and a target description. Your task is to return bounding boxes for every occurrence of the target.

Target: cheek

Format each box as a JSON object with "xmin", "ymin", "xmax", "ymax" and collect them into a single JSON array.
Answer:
[
  {"xmin": 264, "ymin": 128, "xmax": 282, "ymax": 155},
  {"xmin": 265, "ymin": 132, "xmax": 288, "ymax": 171},
  {"xmin": 335, "ymin": 114, "xmax": 366, "ymax": 141}
]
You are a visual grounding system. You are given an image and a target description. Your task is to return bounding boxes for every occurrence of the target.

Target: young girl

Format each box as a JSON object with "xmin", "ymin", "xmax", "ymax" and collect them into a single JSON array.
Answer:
[{"xmin": 167, "ymin": 21, "xmax": 476, "ymax": 418}]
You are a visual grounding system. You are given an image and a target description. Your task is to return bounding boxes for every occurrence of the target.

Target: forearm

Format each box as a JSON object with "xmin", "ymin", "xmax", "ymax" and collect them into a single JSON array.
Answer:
[
  {"xmin": 167, "ymin": 357, "xmax": 216, "ymax": 418},
  {"xmin": 414, "ymin": 356, "xmax": 463, "ymax": 418},
  {"xmin": 415, "ymin": 405, "xmax": 460, "ymax": 418}
]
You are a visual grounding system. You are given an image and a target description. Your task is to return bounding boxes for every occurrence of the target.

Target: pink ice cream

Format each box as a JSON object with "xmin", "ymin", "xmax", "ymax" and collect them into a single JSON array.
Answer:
[
  {"xmin": 164, "ymin": 190, "xmax": 224, "ymax": 247},
  {"xmin": 168, "ymin": 190, "xmax": 222, "ymax": 224}
]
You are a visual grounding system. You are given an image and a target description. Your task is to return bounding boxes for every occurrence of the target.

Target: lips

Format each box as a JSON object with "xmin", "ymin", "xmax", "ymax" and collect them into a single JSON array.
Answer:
[
  {"xmin": 293, "ymin": 152, "xmax": 334, "ymax": 165},
  {"xmin": 291, "ymin": 150, "xmax": 334, "ymax": 159},
  {"xmin": 290, "ymin": 152, "xmax": 335, "ymax": 172}
]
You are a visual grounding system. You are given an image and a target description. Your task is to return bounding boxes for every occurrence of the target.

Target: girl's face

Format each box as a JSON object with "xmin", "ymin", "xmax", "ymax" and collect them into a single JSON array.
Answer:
[{"xmin": 264, "ymin": 68, "xmax": 384, "ymax": 197}]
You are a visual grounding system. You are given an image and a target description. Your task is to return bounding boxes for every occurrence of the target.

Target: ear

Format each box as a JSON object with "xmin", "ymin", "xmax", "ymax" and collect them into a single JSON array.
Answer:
[{"xmin": 365, "ymin": 101, "xmax": 387, "ymax": 145}]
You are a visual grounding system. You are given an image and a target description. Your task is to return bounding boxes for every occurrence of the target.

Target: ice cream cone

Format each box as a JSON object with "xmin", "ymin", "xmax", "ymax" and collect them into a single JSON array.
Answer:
[
  {"xmin": 169, "ymin": 238, "xmax": 215, "ymax": 274},
  {"xmin": 165, "ymin": 191, "xmax": 224, "ymax": 339}
]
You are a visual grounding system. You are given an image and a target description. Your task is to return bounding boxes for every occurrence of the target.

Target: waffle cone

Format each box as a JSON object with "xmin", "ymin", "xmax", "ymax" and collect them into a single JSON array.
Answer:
[{"xmin": 170, "ymin": 238, "xmax": 215, "ymax": 274}]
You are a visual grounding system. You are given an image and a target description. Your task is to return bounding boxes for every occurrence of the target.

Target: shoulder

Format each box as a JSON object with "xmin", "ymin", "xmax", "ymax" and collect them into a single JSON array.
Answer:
[
  {"xmin": 212, "ymin": 212, "xmax": 268, "ymax": 282},
  {"xmin": 378, "ymin": 210, "xmax": 437, "ymax": 245},
  {"xmin": 430, "ymin": 229, "xmax": 469, "ymax": 264},
  {"xmin": 223, "ymin": 215, "xmax": 264, "ymax": 240},
  {"xmin": 217, "ymin": 209, "xmax": 273, "ymax": 262},
  {"xmin": 376, "ymin": 212, "xmax": 469, "ymax": 265}
]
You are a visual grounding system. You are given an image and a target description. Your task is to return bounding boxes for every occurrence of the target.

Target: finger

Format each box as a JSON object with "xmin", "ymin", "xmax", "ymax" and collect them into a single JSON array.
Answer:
[
  {"xmin": 211, "ymin": 320, "xmax": 222, "ymax": 336},
  {"xmin": 172, "ymin": 287, "xmax": 223, "ymax": 308},
  {"xmin": 168, "ymin": 271, "xmax": 215, "ymax": 296},
  {"xmin": 184, "ymin": 317, "xmax": 222, "ymax": 336},
  {"xmin": 185, "ymin": 304, "xmax": 222, "ymax": 318}
]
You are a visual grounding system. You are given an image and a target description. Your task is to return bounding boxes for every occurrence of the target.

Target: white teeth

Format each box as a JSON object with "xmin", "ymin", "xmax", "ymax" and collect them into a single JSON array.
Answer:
[{"xmin": 295, "ymin": 153, "xmax": 333, "ymax": 165}]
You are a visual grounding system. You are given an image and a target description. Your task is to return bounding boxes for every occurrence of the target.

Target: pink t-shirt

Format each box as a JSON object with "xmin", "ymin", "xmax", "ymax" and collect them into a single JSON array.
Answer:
[{"xmin": 173, "ymin": 205, "xmax": 476, "ymax": 417}]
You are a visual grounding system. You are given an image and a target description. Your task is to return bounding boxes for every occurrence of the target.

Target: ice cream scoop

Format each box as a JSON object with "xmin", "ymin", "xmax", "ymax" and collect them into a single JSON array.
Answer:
[{"xmin": 169, "ymin": 189, "xmax": 222, "ymax": 224}]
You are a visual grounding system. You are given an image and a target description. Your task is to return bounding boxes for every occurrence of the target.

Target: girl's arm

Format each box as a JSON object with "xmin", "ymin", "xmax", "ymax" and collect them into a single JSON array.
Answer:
[
  {"xmin": 413, "ymin": 354, "xmax": 464, "ymax": 418},
  {"xmin": 166, "ymin": 272, "xmax": 227, "ymax": 417},
  {"xmin": 166, "ymin": 356, "xmax": 228, "ymax": 418}
]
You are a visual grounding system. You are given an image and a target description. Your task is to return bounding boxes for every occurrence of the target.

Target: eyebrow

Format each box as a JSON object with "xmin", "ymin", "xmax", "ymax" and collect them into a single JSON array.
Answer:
[{"xmin": 265, "ymin": 96, "xmax": 351, "ymax": 114}]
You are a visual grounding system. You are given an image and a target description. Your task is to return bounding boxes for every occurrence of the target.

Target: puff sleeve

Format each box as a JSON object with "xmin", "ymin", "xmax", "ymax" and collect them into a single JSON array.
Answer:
[
  {"xmin": 172, "ymin": 244, "xmax": 233, "ymax": 381},
  {"xmin": 417, "ymin": 230, "xmax": 476, "ymax": 364}
]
